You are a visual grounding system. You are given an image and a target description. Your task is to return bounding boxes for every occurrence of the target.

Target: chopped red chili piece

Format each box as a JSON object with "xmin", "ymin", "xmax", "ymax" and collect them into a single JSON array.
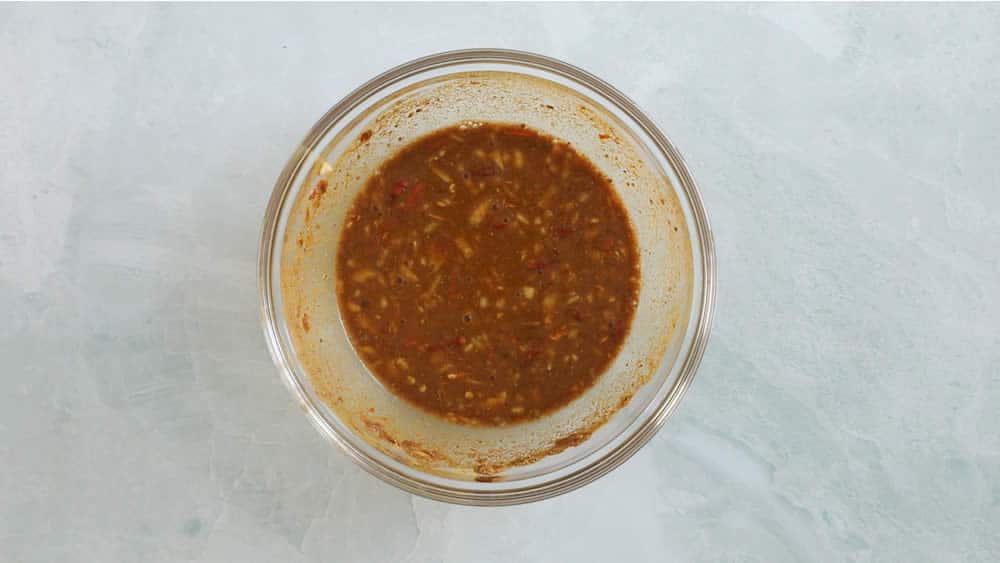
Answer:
[
  {"xmin": 503, "ymin": 128, "xmax": 536, "ymax": 138},
  {"xmin": 470, "ymin": 165, "xmax": 498, "ymax": 177},
  {"xmin": 527, "ymin": 259, "xmax": 547, "ymax": 272},
  {"xmin": 390, "ymin": 179, "xmax": 409, "ymax": 197},
  {"xmin": 401, "ymin": 180, "xmax": 425, "ymax": 209}
]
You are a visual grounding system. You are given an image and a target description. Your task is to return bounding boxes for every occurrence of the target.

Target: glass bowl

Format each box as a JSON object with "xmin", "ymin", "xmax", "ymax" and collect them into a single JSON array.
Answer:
[{"xmin": 258, "ymin": 49, "xmax": 715, "ymax": 505}]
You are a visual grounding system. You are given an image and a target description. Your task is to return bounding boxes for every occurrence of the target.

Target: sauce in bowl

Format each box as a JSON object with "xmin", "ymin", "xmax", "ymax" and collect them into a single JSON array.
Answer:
[{"xmin": 336, "ymin": 122, "xmax": 639, "ymax": 425}]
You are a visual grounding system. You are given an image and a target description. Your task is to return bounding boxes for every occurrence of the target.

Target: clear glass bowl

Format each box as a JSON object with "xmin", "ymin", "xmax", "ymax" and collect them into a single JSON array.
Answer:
[{"xmin": 258, "ymin": 49, "xmax": 715, "ymax": 505}]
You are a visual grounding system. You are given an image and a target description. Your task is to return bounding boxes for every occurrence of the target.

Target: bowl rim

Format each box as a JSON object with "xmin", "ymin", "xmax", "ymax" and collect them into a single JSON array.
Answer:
[{"xmin": 258, "ymin": 48, "xmax": 716, "ymax": 505}]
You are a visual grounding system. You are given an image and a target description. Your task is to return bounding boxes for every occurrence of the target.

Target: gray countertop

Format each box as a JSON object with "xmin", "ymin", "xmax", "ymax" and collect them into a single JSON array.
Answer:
[{"xmin": 2, "ymin": 4, "xmax": 998, "ymax": 562}]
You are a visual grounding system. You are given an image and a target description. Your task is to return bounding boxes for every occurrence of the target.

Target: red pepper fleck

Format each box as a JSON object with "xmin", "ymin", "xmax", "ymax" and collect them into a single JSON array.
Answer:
[
  {"xmin": 503, "ymin": 128, "xmax": 536, "ymax": 138},
  {"xmin": 492, "ymin": 222, "xmax": 508, "ymax": 230},
  {"xmin": 401, "ymin": 181, "xmax": 425, "ymax": 209},
  {"xmin": 390, "ymin": 179, "xmax": 409, "ymax": 197},
  {"xmin": 555, "ymin": 226, "xmax": 575, "ymax": 239},
  {"xmin": 470, "ymin": 165, "xmax": 498, "ymax": 177},
  {"xmin": 598, "ymin": 133, "xmax": 611, "ymax": 140},
  {"xmin": 527, "ymin": 259, "xmax": 547, "ymax": 272}
]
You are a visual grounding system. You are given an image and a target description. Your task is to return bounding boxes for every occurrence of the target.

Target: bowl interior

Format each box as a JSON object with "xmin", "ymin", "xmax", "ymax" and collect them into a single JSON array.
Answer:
[{"xmin": 269, "ymin": 65, "xmax": 700, "ymax": 491}]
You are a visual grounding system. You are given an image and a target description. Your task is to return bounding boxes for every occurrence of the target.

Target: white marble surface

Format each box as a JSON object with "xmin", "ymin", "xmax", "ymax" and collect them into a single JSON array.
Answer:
[{"xmin": 2, "ymin": 4, "xmax": 999, "ymax": 562}]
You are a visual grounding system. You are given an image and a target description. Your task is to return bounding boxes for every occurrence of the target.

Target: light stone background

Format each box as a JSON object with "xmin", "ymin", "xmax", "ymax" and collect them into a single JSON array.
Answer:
[{"xmin": 2, "ymin": 4, "xmax": 998, "ymax": 562}]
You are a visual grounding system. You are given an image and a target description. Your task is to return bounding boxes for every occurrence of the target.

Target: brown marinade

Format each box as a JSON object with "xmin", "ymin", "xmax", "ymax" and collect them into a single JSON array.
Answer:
[{"xmin": 336, "ymin": 123, "xmax": 639, "ymax": 425}]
